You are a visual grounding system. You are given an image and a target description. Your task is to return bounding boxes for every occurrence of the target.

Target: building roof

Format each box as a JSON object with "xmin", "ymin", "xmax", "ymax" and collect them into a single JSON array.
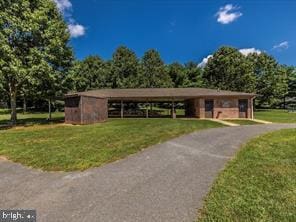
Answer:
[{"xmin": 66, "ymin": 88, "xmax": 256, "ymax": 100}]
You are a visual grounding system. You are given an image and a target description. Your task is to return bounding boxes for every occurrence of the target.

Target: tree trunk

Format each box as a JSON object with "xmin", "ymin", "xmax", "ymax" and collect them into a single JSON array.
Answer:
[
  {"xmin": 23, "ymin": 96, "xmax": 26, "ymax": 114},
  {"xmin": 48, "ymin": 98, "xmax": 52, "ymax": 120},
  {"xmin": 9, "ymin": 83, "xmax": 17, "ymax": 125}
]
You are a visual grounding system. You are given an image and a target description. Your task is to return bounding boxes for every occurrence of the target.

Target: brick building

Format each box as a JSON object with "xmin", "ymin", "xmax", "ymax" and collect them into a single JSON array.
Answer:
[{"xmin": 64, "ymin": 88, "xmax": 256, "ymax": 124}]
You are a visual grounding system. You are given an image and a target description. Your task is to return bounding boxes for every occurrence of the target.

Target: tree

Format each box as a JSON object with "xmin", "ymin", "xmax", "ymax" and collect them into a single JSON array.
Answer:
[
  {"xmin": 71, "ymin": 55, "xmax": 110, "ymax": 91},
  {"xmin": 110, "ymin": 46, "xmax": 139, "ymax": 88},
  {"xmin": 285, "ymin": 66, "xmax": 296, "ymax": 99},
  {"xmin": 203, "ymin": 46, "xmax": 256, "ymax": 92},
  {"xmin": 140, "ymin": 49, "xmax": 173, "ymax": 88},
  {"xmin": 184, "ymin": 61, "xmax": 204, "ymax": 87},
  {"xmin": 167, "ymin": 62, "xmax": 188, "ymax": 87},
  {"xmin": 0, "ymin": 74, "xmax": 8, "ymax": 107},
  {"xmin": 0, "ymin": 0, "xmax": 73, "ymax": 124},
  {"xmin": 247, "ymin": 53, "xmax": 288, "ymax": 107}
]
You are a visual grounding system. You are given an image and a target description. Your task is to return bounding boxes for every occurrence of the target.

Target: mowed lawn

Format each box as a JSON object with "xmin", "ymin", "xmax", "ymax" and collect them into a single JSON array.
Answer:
[
  {"xmin": 255, "ymin": 109, "xmax": 296, "ymax": 123},
  {"xmin": 0, "ymin": 118, "xmax": 223, "ymax": 171},
  {"xmin": 198, "ymin": 128, "xmax": 296, "ymax": 222},
  {"xmin": 0, "ymin": 110, "xmax": 64, "ymax": 126}
]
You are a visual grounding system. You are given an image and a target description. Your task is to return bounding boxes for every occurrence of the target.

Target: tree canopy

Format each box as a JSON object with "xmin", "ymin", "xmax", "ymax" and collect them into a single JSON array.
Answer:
[
  {"xmin": 70, "ymin": 56, "xmax": 110, "ymax": 91},
  {"xmin": 184, "ymin": 61, "xmax": 204, "ymax": 88},
  {"xmin": 247, "ymin": 52, "xmax": 288, "ymax": 106},
  {"xmin": 110, "ymin": 46, "xmax": 139, "ymax": 88},
  {"xmin": 140, "ymin": 49, "xmax": 173, "ymax": 88},
  {"xmin": 0, "ymin": 0, "xmax": 73, "ymax": 123},
  {"xmin": 203, "ymin": 46, "xmax": 256, "ymax": 93},
  {"xmin": 286, "ymin": 66, "xmax": 296, "ymax": 98}
]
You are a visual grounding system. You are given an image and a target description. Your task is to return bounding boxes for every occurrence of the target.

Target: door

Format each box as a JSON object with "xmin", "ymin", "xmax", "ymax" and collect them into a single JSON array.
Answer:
[
  {"xmin": 205, "ymin": 100, "xmax": 214, "ymax": 118},
  {"xmin": 239, "ymin": 99, "xmax": 248, "ymax": 118}
]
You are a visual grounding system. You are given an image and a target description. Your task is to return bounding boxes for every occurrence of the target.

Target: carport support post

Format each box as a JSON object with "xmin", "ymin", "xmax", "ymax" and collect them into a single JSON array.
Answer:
[
  {"xmin": 251, "ymin": 97, "xmax": 254, "ymax": 119},
  {"xmin": 171, "ymin": 99, "xmax": 176, "ymax": 119},
  {"xmin": 121, "ymin": 100, "xmax": 123, "ymax": 118},
  {"xmin": 146, "ymin": 101, "xmax": 149, "ymax": 118}
]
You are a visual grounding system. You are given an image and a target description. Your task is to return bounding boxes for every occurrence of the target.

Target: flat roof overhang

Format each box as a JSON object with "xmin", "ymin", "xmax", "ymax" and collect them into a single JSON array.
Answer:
[
  {"xmin": 65, "ymin": 88, "xmax": 257, "ymax": 101},
  {"xmin": 65, "ymin": 95, "xmax": 256, "ymax": 102}
]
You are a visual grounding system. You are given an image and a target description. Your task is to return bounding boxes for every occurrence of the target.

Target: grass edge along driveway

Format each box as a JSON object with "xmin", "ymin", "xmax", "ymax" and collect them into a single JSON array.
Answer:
[
  {"xmin": 255, "ymin": 109, "xmax": 296, "ymax": 123},
  {"xmin": 198, "ymin": 128, "xmax": 296, "ymax": 222},
  {"xmin": 0, "ymin": 119, "xmax": 223, "ymax": 171}
]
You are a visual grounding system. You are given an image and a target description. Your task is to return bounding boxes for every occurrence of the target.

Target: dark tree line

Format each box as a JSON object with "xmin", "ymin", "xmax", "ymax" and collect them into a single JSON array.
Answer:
[
  {"xmin": 70, "ymin": 46, "xmax": 295, "ymax": 108},
  {"xmin": 204, "ymin": 47, "xmax": 292, "ymax": 107},
  {"xmin": 1, "ymin": 0, "xmax": 295, "ymax": 124},
  {"xmin": 69, "ymin": 46, "xmax": 204, "ymax": 91}
]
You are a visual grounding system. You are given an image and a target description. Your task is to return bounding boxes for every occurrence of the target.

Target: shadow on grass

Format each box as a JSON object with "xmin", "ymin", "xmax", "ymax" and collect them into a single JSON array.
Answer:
[{"xmin": 0, "ymin": 117, "xmax": 64, "ymax": 130}]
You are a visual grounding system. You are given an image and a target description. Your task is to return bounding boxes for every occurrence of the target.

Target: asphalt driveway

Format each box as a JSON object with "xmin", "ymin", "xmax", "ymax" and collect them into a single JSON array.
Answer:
[{"xmin": 0, "ymin": 124, "xmax": 295, "ymax": 222}]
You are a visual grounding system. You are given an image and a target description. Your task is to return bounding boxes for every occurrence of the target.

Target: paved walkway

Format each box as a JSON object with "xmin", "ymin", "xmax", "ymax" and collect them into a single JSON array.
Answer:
[
  {"xmin": 207, "ymin": 118, "xmax": 240, "ymax": 126},
  {"xmin": 0, "ymin": 124, "xmax": 295, "ymax": 222}
]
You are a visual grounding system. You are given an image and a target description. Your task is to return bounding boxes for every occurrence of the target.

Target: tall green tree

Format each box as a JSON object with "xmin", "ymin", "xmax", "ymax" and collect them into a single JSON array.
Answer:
[
  {"xmin": 0, "ymin": 0, "xmax": 73, "ymax": 124},
  {"xmin": 184, "ymin": 61, "xmax": 204, "ymax": 87},
  {"xmin": 285, "ymin": 66, "xmax": 296, "ymax": 99},
  {"xmin": 167, "ymin": 62, "xmax": 189, "ymax": 87},
  {"xmin": 71, "ymin": 55, "xmax": 110, "ymax": 91},
  {"xmin": 0, "ymin": 74, "xmax": 8, "ymax": 107},
  {"xmin": 110, "ymin": 46, "xmax": 139, "ymax": 88},
  {"xmin": 140, "ymin": 49, "xmax": 173, "ymax": 88},
  {"xmin": 203, "ymin": 46, "xmax": 256, "ymax": 92},
  {"xmin": 247, "ymin": 53, "xmax": 288, "ymax": 107}
]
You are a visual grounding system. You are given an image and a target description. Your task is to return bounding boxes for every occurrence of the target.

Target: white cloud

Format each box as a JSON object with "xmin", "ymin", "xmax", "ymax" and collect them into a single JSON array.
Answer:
[
  {"xmin": 216, "ymin": 4, "xmax": 242, "ymax": 24},
  {"xmin": 273, "ymin": 41, "xmax": 289, "ymax": 50},
  {"xmin": 239, "ymin": 48, "xmax": 261, "ymax": 56},
  {"xmin": 198, "ymin": 48, "xmax": 261, "ymax": 67},
  {"xmin": 68, "ymin": 24, "xmax": 86, "ymax": 38},
  {"xmin": 168, "ymin": 20, "xmax": 176, "ymax": 33},
  {"xmin": 54, "ymin": 0, "xmax": 72, "ymax": 12},
  {"xmin": 198, "ymin": 55, "xmax": 213, "ymax": 67},
  {"xmin": 53, "ymin": 0, "xmax": 86, "ymax": 38},
  {"xmin": 170, "ymin": 20, "xmax": 176, "ymax": 27}
]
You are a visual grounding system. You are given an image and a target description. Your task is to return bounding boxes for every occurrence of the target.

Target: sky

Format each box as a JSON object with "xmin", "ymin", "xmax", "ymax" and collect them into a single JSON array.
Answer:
[{"xmin": 54, "ymin": 0, "xmax": 296, "ymax": 66}]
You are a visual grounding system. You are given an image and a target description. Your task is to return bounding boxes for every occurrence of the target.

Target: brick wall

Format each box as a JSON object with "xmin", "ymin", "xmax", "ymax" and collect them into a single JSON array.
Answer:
[
  {"xmin": 65, "ymin": 96, "xmax": 108, "ymax": 124},
  {"xmin": 185, "ymin": 97, "xmax": 253, "ymax": 119},
  {"xmin": 65, "ymin": 96, "xmax": 81, "ymax": 124},
  {"xmin": 81, "ymin": 96, "xmax": 108, "ymax": 124},
  {"xmin": 199, "ymin": 98, "xmax": 205, "ymax": 118},
  {"xmin": 213, "ymin": 98, "xmax": 239, "ymax": 119}
]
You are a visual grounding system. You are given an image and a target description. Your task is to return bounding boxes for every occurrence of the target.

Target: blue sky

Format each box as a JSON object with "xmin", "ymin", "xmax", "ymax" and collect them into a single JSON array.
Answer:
[{"xmin": 55, "ymin": 0, "xmax": 296, "ymax": 66}]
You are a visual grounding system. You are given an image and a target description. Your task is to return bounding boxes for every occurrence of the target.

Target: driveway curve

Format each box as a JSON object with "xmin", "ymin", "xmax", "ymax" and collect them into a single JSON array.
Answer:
[{"xmin": 0, "ymin": 123, "xmax": 295, "ymax": 222}]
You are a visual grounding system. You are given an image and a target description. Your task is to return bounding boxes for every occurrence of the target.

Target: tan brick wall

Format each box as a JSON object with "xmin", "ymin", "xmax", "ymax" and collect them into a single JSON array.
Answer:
[
  {"xmin": 65, "ymin": 96, "xmax": 108, "ymax": 124},
  {"xmin": 192, "ymin": 97, "xmax": 253, "ymax": 119},
  {"xmin": 65, "ymin": 96, "xmax": 81, "ymax": 124},
  {"xmin": 81, "ymin": 96, "xmax": 108, "ymax": 124},
  {"xmin": 248, "ymin": 98, "xmax": 253, "ymax": 119},
  {"xmin": 213, "ymin": 98, "xmax": 239, "ymax": 119},
  {"xmin": 199, "ymin": 98, "xmax": 205, "ymax": 118}
]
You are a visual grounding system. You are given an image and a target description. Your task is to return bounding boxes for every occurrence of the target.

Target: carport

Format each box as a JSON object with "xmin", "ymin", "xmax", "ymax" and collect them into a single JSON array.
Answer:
[{"xmin": 64, "ymin": 88, "xmax": 256, "ymax": 124}]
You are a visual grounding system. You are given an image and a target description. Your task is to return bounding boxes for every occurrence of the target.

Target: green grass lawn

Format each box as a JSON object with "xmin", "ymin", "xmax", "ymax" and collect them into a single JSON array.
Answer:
[
  {"xmin": 224, "ymin": 119, "xmax": 261, "ymax": 125},
  {"xmin": 0, "ymin": 118, "xmax": 223, "ymax": 171},
  {"xmin": 255, "ymin": 109, "xmax": 296, "ymax": 123},
  {"xmin": 198, "ymin": 128, "xmax": 296, "ymax": 222},
  {"xmin": 0, "ymin": 111, "xmax": 64, "ymax": 126}
]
